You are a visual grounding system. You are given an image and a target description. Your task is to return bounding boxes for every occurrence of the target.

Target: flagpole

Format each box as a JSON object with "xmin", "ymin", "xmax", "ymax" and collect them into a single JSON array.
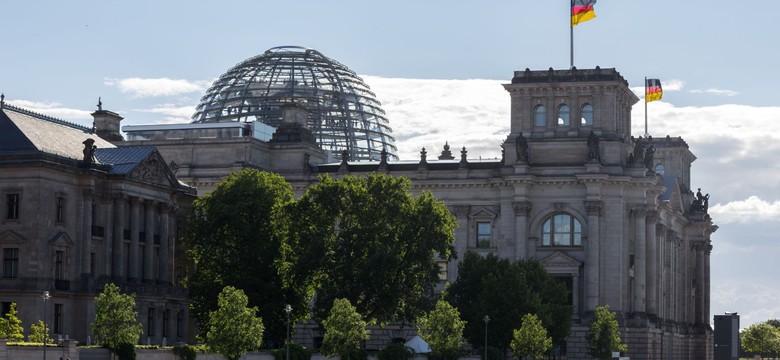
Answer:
[
  {"xmin": 644, "ymin": 76, "xmax": 648, "ymax": 138},
  {"xmin": 570, "ymin": 0, "xmax": 574, "ymax": 68}
]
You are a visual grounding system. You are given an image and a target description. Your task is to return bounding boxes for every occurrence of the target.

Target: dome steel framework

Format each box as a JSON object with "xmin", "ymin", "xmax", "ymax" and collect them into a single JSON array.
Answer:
[{"xmin": 192, "ymin": 46, "xmax": 397, "ymax": 161}]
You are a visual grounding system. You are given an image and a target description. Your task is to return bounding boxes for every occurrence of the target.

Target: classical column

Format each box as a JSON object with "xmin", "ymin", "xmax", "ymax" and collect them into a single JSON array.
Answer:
[
  {"xmin": 158, "ymin": 203, "xmax": 171, "ymax": 283},
  {"xmin": 144, "ymin": 200, "xmax": 156, "ymax": 282},
  {"xmin": 513, "ymin": 201, "xmax": 532, "ymax": 261},
  {"xmin": 632, "ymin": 206, "xmax": 647, "ymax": 314},
  {"xmin": 81, "ymin": 189, "xmax": 95, "ymax": 275},
  {"xmin": 584, "ymin": 200, "xmax": 602, "ymax": 311},
  {"xmin": 103, "ymin": 197, "xmax": 114, "ymax": 277},
  {"xmin": 129, "ymin": 197, "xmax": 141, "ymax": 281},
  {"xmin": 646, "ymin": 211, "xmax": 659, "ymax": 316},
  {"xmin": 572, "ymin": 272, "xmax": 581, "ymax": 319},
  {"xmin": 704, "ymin": 242, "xmax": 712, "ymax": 324},
  {"xmin": 695, "ymin": 241, "xmax": 706, "ymax": 324},
  {"xmin": 112, "ymin": 195, "xmax": 126, "ymax": 279},
  {"xmin": 449, "ymin": 205, "xmax": 470, "ymax": 282}
]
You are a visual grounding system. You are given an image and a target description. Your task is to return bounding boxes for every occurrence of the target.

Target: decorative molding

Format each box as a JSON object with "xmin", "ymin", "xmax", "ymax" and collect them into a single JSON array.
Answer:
[
  {"xmin": 513, "ymin": 201, "xmax": 532, "ymax": 216},
  {"xmin": 130, "ymin": 155, "xmax": 171, "ymax": 187},
  {"xmin": 584, "ymin": 200, "xmax": 602, "ymax": 215},
  {"xmin": 449, "ymin": 205, "xmax": 470, "ymax": 218},
  {"xmin": 541, "ymin": 251, "xmax": 582, "ymax": 273},
  {"xmin": 553, "ymin": 202, "xmax": 567, "ymax": 212}
]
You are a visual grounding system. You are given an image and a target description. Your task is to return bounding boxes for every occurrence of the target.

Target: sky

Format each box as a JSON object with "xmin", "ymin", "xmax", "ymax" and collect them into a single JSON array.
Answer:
[{"xmin": 1, "ymin": 0, "xmax": 779, "ymax": 329}]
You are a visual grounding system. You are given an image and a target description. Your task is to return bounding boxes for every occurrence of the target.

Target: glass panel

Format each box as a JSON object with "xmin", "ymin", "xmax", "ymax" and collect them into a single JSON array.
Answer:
[
  {"xmin": 557, "ymin": 104, "xmax": 570, "ymax": 126},
  {"xmin": 534, "ymin": 105, "xmax": 547, "ymax": 127},
  {"xmin": 476, "ymin": 222, "xmax": 491, "ymax": 248},
  {"xmin": 581, "ymin": 104, "xmax": 593, "ymax": 125}
]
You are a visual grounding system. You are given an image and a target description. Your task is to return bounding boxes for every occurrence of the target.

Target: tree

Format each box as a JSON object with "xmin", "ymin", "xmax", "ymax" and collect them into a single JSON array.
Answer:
[
  {"xmin": 510, "ymin": 313, "xmax": 552, "ymax": 360},
  {"xmin": 586, "ymin": 305, "xmax": 626, "ymax": 360},
  {"xmin": 741, "ymin": 322, "xmax": 780, "ymax": 358},
  {"xmin": 447, "ymin": 253, "xmax": 571, "ymax": 351},
  {"xmin": 184, "ymin": 169, "xmax": 306, "ymax": 345},
  {"xmin": 206, "ymin": 286, "xmax": 264, "ymax": 360},
  {"xmin": 0, "ymin": 302, "xmax": 24, "ymax": 341},
  {"xmin": 289, "ymin": 173, "xmax": 456, "ymax": 324},
  {"xmin": 416, "ymin": 298, "xmax": 466, "ymax": 360},
  {"xmin": 29, "ymin": 320, "xmax": 54, "ymax": 343},
  {"xmin": 321, "ymin": 298, "xmax": 369, "ymax": 360},
  {"xmin": 91, "ymin": 283, "xmax": 143, "ymax": 350}
]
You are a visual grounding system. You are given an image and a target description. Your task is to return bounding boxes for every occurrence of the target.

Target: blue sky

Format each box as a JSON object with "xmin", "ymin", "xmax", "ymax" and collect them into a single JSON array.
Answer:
[{"xmin": 2, "ymin": 0, "xmax": 779, "ymax": 329}]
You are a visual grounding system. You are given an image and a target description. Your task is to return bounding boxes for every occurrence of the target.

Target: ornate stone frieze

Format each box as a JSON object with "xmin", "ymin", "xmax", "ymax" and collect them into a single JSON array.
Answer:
[{"xmin": 130, "ymin": 156, "xmax": 171, "ymax": 187}]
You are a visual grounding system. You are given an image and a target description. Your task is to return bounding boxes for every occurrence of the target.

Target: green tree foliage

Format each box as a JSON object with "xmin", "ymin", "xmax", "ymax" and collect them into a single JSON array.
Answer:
[
  {"xmin": 378, "ymin": 342, "xmax": 415, "ymax": 360},
  {"xmin": 29, "ymin": 320, "xmax": 54, "ymax": 343},
  {"xmin": 321, "ymin": 298, "xmax": 370, "ymax": 360},
  {"xmin": 416, "ymin": 298, "xmax": 466, "ymax": 360},
  {"xmin": 766, "ymin": 319, "xmax": 780, "ymax": 329},
  {"xmin": 289, "ymin": 173, "xmax": 456, "ymax": 324},
  {"xmin": 510, "ymin": 313, "xmax": 552, "ymax": 360},
  {"xmin": 586, "ymin": 305, "xmax": 626, "ymax": 360},
  {"xmin": 0, "ymin": 302, "xmax": 24, "ymax": 341},
  {"xmin": 206, "ymin": 286, "xmax": 265, "ymax": 360},
  {"xmin": 184, "ymin": 169, "xmax": 305, "ymax": 344},
  {"xmin": 741, "ymin": 321, "xmax": 780, "ymax": 357},
  {"xmin": 91, "ymin": 283, "xmax": 143, "ymax": 350},
  {"xmin": 447, "ymin": 253, "xmax": 571, "ymax": 351}
]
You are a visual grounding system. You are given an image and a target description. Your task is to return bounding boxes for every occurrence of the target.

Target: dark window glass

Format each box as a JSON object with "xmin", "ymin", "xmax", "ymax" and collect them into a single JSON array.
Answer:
[
  {"xmin": 56, "ymin": 196, "xmax": 65, "ymax": 223},
  {"xmin": 5, "ymin": 194, "xmax": 19, "ymax": 220},
  {"xmin": 534, "ymin": 105, "xmax": 547, "ymax": 127},
  {"xmin": 541, "ymin": 214, "xmax": 582, "ymax": 246},
  {"xmin": 148, "ymin": 308, "xmax": 156, "ymax": 337},
  {"xmin": 162, "ymin": 309, "xmax": 170, "ymax": 338},
  {"xmin": 55, "ymin": 251, "xmax": 64, "ymax": 280},
  {"xmin": 54, "ymin": 304, "xmax": 63, "ymax": 333},
  {"xmin": 557, "ymin": 104, "xmax": 570, "ymax": 126},
  {"xmin": 476, "ymin": 222, "xmax": 491, "ymax": 248},
  {"xmin": 581, "ymin": 103, "xmax": 593, "ymax": 125},
  {"xmin": 3, "ymin": 248, "xmax": 18, "ymax": 278}
]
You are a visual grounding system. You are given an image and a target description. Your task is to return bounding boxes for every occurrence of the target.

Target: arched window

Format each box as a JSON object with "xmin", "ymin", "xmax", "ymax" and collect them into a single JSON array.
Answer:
[
  {"xmin": 541, "ymin": 213, "xmax": 582, "ymax": 246},
  {"xmin": 557, "ymin": 104, "xmax": 570, "ymax": 126},
  {"xmin": 534, "ymin": 105, "xmax": 547, "ymax": 127},
  {"xmin": 581, "ymin": 103, "xmax": 593, "ymax": 126},
  {"xmin": 654, "ymin": 163, "xmax": 665, "ymax": 175}
]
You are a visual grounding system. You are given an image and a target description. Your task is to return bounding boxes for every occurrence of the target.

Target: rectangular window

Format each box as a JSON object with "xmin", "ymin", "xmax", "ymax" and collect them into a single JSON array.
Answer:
[
  {"xmin": 162, "ymin": 309, "xmax": 170, "ymax": 338},
  {"xmin": 55, "ymin": 251, "xmax": 64, "ymax": 280},
  {"xmin": 148, "ymin": 308, "xmax": 156, "ymax": 337},
  {"xmin": 5, "ymin": 193, "xmax": 20, "ymax": 220},
  {"xmin": 3, "ymin": 248, "xmax": 18, "ymax": 278},
  {"xmin": 176, "ymin": 310, "xmax": 183, "ymax": 337},
  {"xmin": 476, "ymin": 222, "xmax": 491, "ymax": 248},
  {"xmin": 55, "ymin": 196, "xmax": 65, "ymax": 223},
  {"xmin": 437, "ymin": 261, "xmax": 448, "ymax": 281},
  {"xmin": 90, "ymin": 252, "xmax": 96, "ymax": 275},
  {"xmin": 54, "ymin": 304, "xmax": 63, "ymax": 334}
]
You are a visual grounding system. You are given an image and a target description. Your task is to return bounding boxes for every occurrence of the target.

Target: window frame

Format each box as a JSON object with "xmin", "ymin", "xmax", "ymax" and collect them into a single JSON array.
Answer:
[
  {"xmin": 3, "ymin": 248, "xmax": 19, "ymax": 278},
  {"xmin": 541, "ymin": 213, "xmax": 582, "ymax": 247},
  {"xmin": 581, "ymin": 103, "xmax": 593, "ymax": 126},
  {"xmin": 5, "ymin": 192, "xmax": 20, "ymax": 221},
  {"xmin": 533, "ymin": 104, "xmax": 547, "ymax": 127},
  {"xmin": 557, "ymin": 104, "xmax": 570, "ymax": 126},
  {"xmin": 476, "ymin": 221, "xmax": 492, "ymax": 248},
  {"xmin": 55, "ymin": 194, "xmax": 66, "ymax": 224},
  {"xmin": 54, "ymin": 303, "xmax": 63, "ymax": 334}
]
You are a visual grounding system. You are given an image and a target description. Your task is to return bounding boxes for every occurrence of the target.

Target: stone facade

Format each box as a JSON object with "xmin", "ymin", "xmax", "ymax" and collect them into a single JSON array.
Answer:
[
  {"xmin": 0, "ymin": 102, "xmax": 196, "ymax": 345},
  {"xmin": 121, "ymin": 67, "xmax": 716, "ymax": 359}
]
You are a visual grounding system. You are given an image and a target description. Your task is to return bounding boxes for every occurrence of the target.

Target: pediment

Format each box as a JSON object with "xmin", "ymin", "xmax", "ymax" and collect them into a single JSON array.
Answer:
[
  {"xmin": 469, "ymin": 207, "xmax": 497, "ymax": 219},
  {"xmin": 129, "ymin": 152, "xmax": 177, "ymax": 188},
  {"xmin": 49, "ymin": 231, "xmax": 75, "ymax": 247},
  {"xmin": 0, "ymin": 229, "xmax": 26, "ymax": 244},
  {"xmin": 541, "ymin": 251, "xmax": 582, "ymax": 273}
]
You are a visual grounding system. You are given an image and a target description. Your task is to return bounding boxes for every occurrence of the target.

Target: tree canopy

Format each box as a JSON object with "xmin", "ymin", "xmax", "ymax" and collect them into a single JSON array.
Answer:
[
  {"xmin": 184, "ymin": 169, "xmax": 305, "ymax": 344},
  {"xmin": 586, "ymin": 305, "xmax": 626, "ymax": 360},
  {"xmin": 321, "ymin": 298, "xmax": 370, "ymax": 360},
  {"xmin": 91, "ymin": 283, "xmax": 143, "ymax": 350},
  {"xmin": 741, "ymin": 321, "xmax": 780, "ymax": 357},
  {"xmin": 288, "ymin": 173, "xmax": 456, "ymax": 324},
  {"xmin": 416, "ymin": 298, "xmax": 466, "ymax": 360},
  {"xmin": 510, "ymin": 313, "xmax": 552, "ymax": 360},
  {"xmin": 0, "ymin": 302, "xmax": 24, "ymax": 341},
  {"xmin": 447, "ymin": 253, "xmax": 571, "ymax": 351},
  {"xmin": 206, "ymin": 286, "xmax": 265, "ymax": 360}
]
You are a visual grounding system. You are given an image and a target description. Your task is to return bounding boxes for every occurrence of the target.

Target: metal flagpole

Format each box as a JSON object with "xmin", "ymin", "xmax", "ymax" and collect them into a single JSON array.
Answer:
[
  {"xmin": 570, "ymin": 0, "xmax": 574, "ymax": 68},
  {"xmin": 644, "ymin": 77, "xmax": 649, "ymax": 138}
]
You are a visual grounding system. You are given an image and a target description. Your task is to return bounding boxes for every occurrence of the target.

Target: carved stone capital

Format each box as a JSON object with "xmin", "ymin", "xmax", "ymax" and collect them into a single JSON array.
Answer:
[
  {"xmin": 513, "ymin": 201, "xmax": 532, "ymax": 216},
  {"xmin": 646, "ymin": 210, "xmax": 660, "ymax": 223},
  {"xmin": 656, "ymin": 223, "xmax": 667, "ymax": 234},
  {"xmin": 584, "ymin": 200, "xmax": 602, "ymax": 216},
  {"xmin": 630, "ymin": 206, "xmax": 647, "ymax": 217},
  {"xmin": 82, "ymin": 188, "xmax": 95, "ymax": 199}
]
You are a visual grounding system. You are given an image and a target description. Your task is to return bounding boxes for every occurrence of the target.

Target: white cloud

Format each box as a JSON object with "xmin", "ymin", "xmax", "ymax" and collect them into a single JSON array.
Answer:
[
  {"xmin": 105, "ymin": 77, "xmax": 209, "ymax": 98},
  {"xmin": 711, "ymin": 280, "xmax": 780, "ymax": 328},
  {"xmin": 709, "ymin": 196, "xmax": 780, "ymax": 224},
  {"xmin": 689, "ymin": 88, "xmax": 739, "ymax": 97},
  {"xmin": 5, "ymin": 99, "xmax": 92, "ymax": 123},
  {"xmin": 135, "ymin": 104, "xmax": 197, "ymax": 124}
]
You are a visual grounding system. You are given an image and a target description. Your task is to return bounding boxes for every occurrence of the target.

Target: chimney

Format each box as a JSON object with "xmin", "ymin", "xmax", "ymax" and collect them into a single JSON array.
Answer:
[{"xmin": 91, "ymin": 97, "xmax": 124, "ymax": 142}]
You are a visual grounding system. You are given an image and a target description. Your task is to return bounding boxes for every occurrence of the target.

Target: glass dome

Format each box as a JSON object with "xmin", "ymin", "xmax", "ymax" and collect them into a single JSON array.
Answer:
[{"xmin": 192, "ymin": 46, "xmax": 397, "ymax": 161}]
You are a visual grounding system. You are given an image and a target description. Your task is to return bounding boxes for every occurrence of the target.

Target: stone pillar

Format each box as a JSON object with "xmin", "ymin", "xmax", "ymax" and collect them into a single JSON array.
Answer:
[
  {"xmin": 450, "ymin": 205, "xmax": 470, "ymax": 282},
  {"xmin": 704, "ymin": 242, "xmax": 712, "ymax": 324},
  {"xmin": 81, "ymin": 189, "xmax": 94, "ymax": 275},
  {"xmin": 695, "ymin": 241, "xmax": 706, "ymax": 324},
  {"xmin": 129, "ymin": 197, "xmax": 141, "ymax": 281},
  {"xmin": 584, "ymin": 200, "xmax": 602, "ymax": 311},
  {"xmin": 103, "ymin": 198, "xmax": 114, "ymax": 277},
  {"xmin": 112, "ymin": 195, "xmax": 126, "ymax": 279},
  {"xmin": 144, "ymin": 200, "xmax": 156, "ymax": 282},
  {"xmin": 572, "ymin": 272, "xmax": 580, "ymax": 319},
  {"xmin": 646, "ymin": 211, "xmax": 659, "ymax": 316},
  {"xmin": 513, "ymin": 201, "xmax": 532, "ymax": 261},
  {"xmin": 632, "ymin": 207, "xmax": 647, "ymax": 314},
  {"xmin": 159, "ymin": 203, "xmax": 171, "ymax": 283}
]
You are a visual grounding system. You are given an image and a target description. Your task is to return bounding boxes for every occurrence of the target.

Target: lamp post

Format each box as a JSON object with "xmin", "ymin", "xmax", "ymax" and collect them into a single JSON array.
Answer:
[
  {"xmin": 483, "ymin": 315, "xmax": 490, "ymax": 360},
  {"xmin": 42, "ymin": 291, "xmax": 51, "ymax": 360},
  {"xmin": 285, "ymin": 304, "xmax": 292, "ymax": 360}
]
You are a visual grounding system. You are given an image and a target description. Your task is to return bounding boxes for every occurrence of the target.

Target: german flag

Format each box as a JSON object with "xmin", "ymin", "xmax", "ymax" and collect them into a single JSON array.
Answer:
[
  {"xmin": 572, "ymin": 0, "xmax": 597, "ymax": 26},
  {"xmin": 646, "ymin": 79, "xmax": 663, "ymax": 102}
]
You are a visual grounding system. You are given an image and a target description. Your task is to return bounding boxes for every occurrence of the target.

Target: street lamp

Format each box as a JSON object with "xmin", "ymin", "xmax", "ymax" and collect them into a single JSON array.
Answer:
[
  {"xmin": 42, "ymin": 291, "xmax": 51, "ymax": 360},
  {"xmin": 483, "ymin": 315, "xmax": 490, "ymax": 360},
  {"xmin": 285, "ymin": 304, "xmax": 292, "ymax": 360}
]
